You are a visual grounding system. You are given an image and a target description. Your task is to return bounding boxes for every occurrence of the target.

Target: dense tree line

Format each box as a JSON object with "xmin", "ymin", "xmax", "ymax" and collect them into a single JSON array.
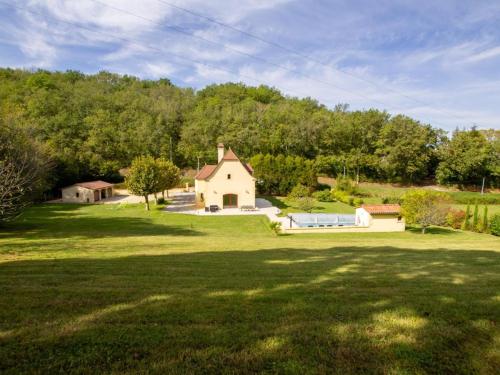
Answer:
[{"xmin": 0, "ymin": 68, "xmax": 498, "ymax": 197}]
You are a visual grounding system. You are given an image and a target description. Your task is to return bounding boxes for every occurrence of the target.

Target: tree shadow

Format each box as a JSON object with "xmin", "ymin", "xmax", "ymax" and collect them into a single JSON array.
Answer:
[
  {"xmin": 0, "ymin": 204, "xmax": 202, "ymax": 240},
  {"xmin": 1, "ymin": 246, "xmax": 499, "ymax": 373},
  {"xmin": 406, "ymin": 226, "xmax": 460, "ymax": 235},
  {"xmin": 259, "ymin": 195, "xmax": 290, "ymax": 210}
]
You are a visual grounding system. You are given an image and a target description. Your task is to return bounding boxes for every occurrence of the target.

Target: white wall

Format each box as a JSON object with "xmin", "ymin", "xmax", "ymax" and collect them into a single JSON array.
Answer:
[
  {"xmin": 197, "ymin": 160, "xmax": 255, "ymax": 208},
  {"xmin": 62, "ymin": 186, "xmax": 95, "ymax": 203},
  {"xmin": 355, "ymin": 208, "xmax": 372, "ymax": 226},
  {"xmin": 61, "ymin": 186, "xmax": 113, "ymax": 203}
]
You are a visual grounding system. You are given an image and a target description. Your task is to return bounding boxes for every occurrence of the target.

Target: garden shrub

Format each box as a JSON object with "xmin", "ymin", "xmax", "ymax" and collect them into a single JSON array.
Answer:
[
  {"xmin": 288, "ymin": 184, "xmax": 310, "ymax": 201},
  {"xmin": 353, "ymin": 198, "xmax": 364, "ymax": 207},
  {"xmin": 333, "ymin": 190, "xmax": 349, "ymax": 204},
  {"xmin": 490, "ymin": 214, "xmax": 500, "ymax": 236},
  {"xmin": 297, "ymin": 197, "xmax": 315, "ymax": 213},
  {"xmin": 269, "ymin": 221, "xmax": 282, "ymax": 234},
  {"xmin": 446, "ymin": 208, "xmax": 465, "ymax": 229},
  {"xmin": 334, "ymin": 176, "xmax": 358, "ymax": 195},
  {"xmin": 312, "ymin": 189, "xmax": 334, "ymax": 202}
]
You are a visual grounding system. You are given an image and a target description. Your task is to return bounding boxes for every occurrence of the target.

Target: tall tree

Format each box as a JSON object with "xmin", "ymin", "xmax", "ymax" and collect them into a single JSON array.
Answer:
[
  {"xmin": 436, "ymin": 128, "xmax": 497, "ymax": 187},
  {"xmin": 156, "ymin": 158, "xmax": 181, "ymax": 199},
  {"xmin": 126, "ymin": 156, "xmax": 161, "ymax": 211},
  {"xmin": 376, "ymin": 115, "xmax": 443, "ymax": 183}
]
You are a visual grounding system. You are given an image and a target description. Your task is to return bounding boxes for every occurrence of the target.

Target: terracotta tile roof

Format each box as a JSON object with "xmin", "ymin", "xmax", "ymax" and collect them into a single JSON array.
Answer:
[
  {"xmin": 75, "ymin": 180, "xmax": 114, "ymax": 190},
  {"xmin": 195, "ymin": 147, "xmax": 254, "ymax": 180},
  {"xmin": 195, "ymin": 165, "xmax": 217, "ymax": 180},
  {"xmin": 244, "ymin": 163, "xmax": 253, "ymax": 175},
  {"xmin": 361, "ymin": 204, "xmax": 401, "ymax": 215},
  {"xmin": 222, "ymin": 148, "xmax": 239, "ymax": 160}
]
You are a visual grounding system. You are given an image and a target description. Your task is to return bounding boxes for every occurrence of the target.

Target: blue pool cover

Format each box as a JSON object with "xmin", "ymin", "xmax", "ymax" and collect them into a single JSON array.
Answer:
[{"xmin": 289, "ymin": 213, "xmax": 356, "ymax": 227}]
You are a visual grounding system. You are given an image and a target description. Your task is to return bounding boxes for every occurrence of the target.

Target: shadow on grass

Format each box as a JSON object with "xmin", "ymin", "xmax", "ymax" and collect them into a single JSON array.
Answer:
[
  {"xmin": 0, "ymin": 204, "xmax": 202, "ymax": 239},
  {"xmin": 1, "ymin": 246, "xmax": 499, "ymax": 373},
  {"xmin": 259, "ymin": 195, "xmax": 290, "ymax": 210},
  {"xmin": 406, "ymin": 226, "xmax": 460, "ymax": 235}
]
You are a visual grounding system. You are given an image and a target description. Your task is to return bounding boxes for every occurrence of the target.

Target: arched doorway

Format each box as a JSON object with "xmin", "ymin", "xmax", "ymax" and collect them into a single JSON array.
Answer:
[{"xmin": 223, "ymin": 194, "xmax": 238, "ymax": 208}]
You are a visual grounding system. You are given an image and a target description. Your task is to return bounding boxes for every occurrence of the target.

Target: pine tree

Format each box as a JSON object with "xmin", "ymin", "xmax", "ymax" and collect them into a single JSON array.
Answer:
[
  {"xmin": 482, "ymin": 206, "xmax": 489, "ymax": 233},
  {"xmin": 462, "ymin": 204, "xmax": 471, "ymax": 230},
  {"xmin": 472, "ymin": 203, "xmax": 479, "ymax": 231}
]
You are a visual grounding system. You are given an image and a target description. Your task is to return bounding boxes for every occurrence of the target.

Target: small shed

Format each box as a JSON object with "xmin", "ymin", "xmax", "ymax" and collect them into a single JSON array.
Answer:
[
  {"xmin": 355, "ymin": 204, "xmax": 405, "ymax": 232},
  {"xmin": 61, "ymin": 180, "xmax": 114, "ymax": 203}
]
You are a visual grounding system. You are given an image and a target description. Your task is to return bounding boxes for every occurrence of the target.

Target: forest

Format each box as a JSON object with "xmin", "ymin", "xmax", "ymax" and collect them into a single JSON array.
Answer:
[{"xmin": 0, "ymin": 68, "xmax": 498, "ymax": 198}]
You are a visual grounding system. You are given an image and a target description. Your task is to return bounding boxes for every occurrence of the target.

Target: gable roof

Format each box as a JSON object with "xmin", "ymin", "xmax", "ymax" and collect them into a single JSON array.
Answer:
[
  {"xmin": 195, "ymin": 148, "xmax": 253, "ymax": 180},
  {"xmin": 361, "ymin": 204, "xmax": 401, "ymax": 215},
  {"xmin": 74, "ymin": 180, "xmax": 114, "ymax": 190},
  {"xmin": 222, "ymin": 148, "xmax": 239, "ymax": 161}
]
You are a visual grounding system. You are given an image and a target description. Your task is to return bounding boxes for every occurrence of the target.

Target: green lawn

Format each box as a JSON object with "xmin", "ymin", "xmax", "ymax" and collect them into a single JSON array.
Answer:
[{"xmin": 1, "ymin": 204, "xmax": 500, "ymax": 374}]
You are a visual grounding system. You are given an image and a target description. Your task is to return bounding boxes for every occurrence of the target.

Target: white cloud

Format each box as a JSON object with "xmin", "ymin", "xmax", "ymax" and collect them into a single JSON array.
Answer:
[
  {"xmin": 143, "ymin": 61, "xmax": 176, "ymax": 77},
  {"xmin": 465, "ymin": 45, "xmax": 500, "ymax": 63}
]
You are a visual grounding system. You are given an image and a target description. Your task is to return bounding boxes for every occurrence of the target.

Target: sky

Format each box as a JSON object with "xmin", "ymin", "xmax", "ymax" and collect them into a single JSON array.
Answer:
[{"xmin": 0, "ymin": 0, "xmax": 499, "ymax": 131}]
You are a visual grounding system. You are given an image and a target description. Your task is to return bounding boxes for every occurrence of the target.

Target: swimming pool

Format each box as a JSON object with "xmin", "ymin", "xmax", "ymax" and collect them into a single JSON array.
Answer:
[{"xmin": 289, "ymin": 213, "xmax": 356, "ymax": 228}]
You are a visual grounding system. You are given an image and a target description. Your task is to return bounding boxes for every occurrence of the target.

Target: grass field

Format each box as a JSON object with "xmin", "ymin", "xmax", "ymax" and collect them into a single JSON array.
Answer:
[{"xmin": 1, "ymin": 204, "xmax": 500, "ymax": 374}]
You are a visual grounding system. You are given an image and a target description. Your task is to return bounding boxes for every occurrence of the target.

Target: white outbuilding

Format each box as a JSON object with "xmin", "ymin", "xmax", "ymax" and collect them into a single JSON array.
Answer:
[
  {"xmin": 61, "ymin": 180, "xmax": 114, "ymax": 203},
  {"xmin": 355, "ymin": 204, "xmax": 405, "ymax": 232}
]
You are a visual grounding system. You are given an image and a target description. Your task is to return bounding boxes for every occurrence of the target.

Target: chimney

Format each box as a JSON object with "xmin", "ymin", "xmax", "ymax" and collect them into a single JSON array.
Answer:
[{"xmin": 217, "ymin": 143, "xmax": 225, "ymax": 163}]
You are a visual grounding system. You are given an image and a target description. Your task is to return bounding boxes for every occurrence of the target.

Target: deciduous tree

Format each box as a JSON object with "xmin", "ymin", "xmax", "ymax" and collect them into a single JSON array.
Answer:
[
  {"xmin": 126, "ymin": 156, "xmax": 160, "ymax": 211},
  {"xmin": 402, "ymin": 190, "xmax": 451, "ymax": 233}
]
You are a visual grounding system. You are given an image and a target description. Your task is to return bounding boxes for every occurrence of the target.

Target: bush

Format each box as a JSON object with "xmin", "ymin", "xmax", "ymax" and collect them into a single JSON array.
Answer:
[
  {"xmin": 312, "ymin": 189, "xmax": 334, "ymax": 202},
  {"xmin": 332, "ymin": 190, "xmax": 349, "ymax": 204},
  {"xmin": 490, "ymin": 214, "xmax": 500, "ymax": 236},
  {"xmin": 156, "ymin": 197, "xmax": 165, "ymax": 204},
  {"xmin": 269, "ymin": 221, "xmax": 282, "ymax": 234},
  {"xmin": 353, "ymin": 198, "xmax": 364, "ymax": 207},
  {"xmin": 288, "ymin": 184, "xmax": 310, "ymax": 201},
  {"xmin": 446, "ymin": 208, "xmax": 465, "ymax": 229},
  {"xmin": 334, "ymin": 176, "xmax": 358, "ymax": 195},
  {"xmin": 297, "ymin": 197, "xmax": 315, "ymax": 213}
]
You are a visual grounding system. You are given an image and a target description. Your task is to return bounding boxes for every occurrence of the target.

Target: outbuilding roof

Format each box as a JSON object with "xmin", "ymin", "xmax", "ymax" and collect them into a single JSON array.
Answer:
[
  {"xmin": 361, "ymin": 204, "xmax": 401, "ymax": 215},
  {"xmin": 74, "ymin": 180, "xmax": 114, "ymax": 190}
]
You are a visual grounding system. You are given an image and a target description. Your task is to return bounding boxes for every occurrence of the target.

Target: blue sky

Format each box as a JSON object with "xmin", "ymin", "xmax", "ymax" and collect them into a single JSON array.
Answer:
[{"xmin": 1, "ymin": 0, "xmax": 499, "ymax": 131}]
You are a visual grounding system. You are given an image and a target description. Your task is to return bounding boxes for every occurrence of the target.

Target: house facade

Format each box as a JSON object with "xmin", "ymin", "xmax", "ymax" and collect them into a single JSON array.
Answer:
[
  {"xmin": 62, "ymin": 180, "xmax": 114, "ymax": 203},
  {"xmin": 195, "ymin": 144, "xmax": 255, "ymax": 209}
]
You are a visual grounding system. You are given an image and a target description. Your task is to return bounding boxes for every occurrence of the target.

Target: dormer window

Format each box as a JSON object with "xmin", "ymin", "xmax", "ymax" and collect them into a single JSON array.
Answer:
[{"xmin": 227, "ymin": 174, "xmax": 231, "ymax": 179}]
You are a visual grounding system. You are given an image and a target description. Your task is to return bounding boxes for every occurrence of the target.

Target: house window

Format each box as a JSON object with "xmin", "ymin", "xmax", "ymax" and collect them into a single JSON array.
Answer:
[
  {"xmin": 75, "ymin": 192, "xmax": 79, "ymax": 198},
  {"xmin": 227, "ymin": 174, "xmax": 231, "ymax": 179}
]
